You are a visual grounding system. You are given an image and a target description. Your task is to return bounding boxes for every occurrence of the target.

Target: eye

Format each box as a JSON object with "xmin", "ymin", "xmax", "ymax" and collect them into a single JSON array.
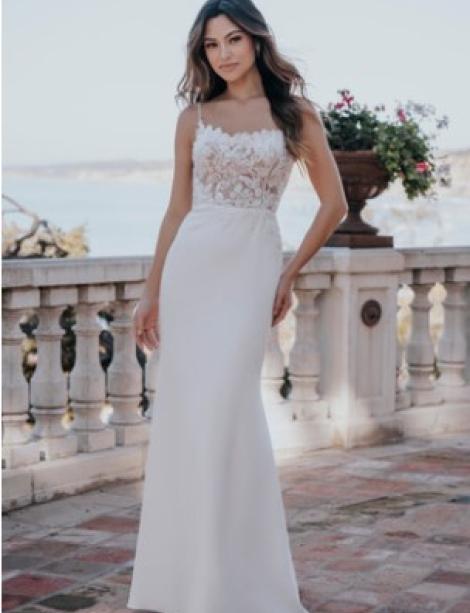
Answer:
[{"xmin": 204, "ymin": 35, "xmax": 242, "ymax": 49}]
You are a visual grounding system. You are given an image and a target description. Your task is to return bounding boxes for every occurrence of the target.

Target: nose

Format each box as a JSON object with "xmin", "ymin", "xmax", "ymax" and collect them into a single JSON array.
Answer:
[{"xmin": 219, "ymin": 42, "xmax": 232, "ymax": 60}]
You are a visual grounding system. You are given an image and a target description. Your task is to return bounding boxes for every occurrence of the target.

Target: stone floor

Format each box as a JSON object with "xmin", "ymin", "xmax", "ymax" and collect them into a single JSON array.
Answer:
[{"xmin": 3, "ymin": 431, "xmax": 470, "ymax": 613}]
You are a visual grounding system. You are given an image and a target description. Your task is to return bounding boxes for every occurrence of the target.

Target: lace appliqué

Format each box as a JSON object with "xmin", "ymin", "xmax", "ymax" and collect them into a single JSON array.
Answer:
[{"xmin": 192, "ymin": 121, "xmax": 294, "ymax": 214}]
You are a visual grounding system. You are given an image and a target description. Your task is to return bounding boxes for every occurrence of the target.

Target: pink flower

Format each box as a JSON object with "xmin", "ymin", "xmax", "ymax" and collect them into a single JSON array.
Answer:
[
  {"xmin": 341, "ymin": 91, "xmax": 354, "ymax": 106},
  {"xmin": 397, "ymin": 108, "xmax": 407, "ymax": 123},
  {"xmin": 415, "ymin": 161, "xmax": 430, "ymax": 173},
  {"xmin": 335, "ymin": 101, "xmax": 345, "ymax": 109}
]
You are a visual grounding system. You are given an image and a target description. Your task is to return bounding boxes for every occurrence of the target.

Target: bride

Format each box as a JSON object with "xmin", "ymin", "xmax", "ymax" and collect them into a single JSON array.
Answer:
[{"xmin": 128, "ymin": 0, "xmax": 348, "ymax": 611}]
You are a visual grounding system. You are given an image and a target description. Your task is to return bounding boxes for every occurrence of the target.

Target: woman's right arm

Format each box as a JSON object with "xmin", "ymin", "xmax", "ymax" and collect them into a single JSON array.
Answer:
[{"xmin": 133, "ymin": 104, "xmax": 196, "ymax": 352}]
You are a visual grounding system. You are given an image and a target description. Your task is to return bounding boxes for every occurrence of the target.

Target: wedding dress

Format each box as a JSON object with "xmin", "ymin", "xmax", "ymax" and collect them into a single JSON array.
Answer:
[{"xmin": 126, "ymin": 101, "xmax": 308, "ymax": 613}]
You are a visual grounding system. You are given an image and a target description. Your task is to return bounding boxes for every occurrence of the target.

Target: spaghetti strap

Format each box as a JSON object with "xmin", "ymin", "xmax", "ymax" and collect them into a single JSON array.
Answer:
[{"xmin": 197, "ymin": 101, "xmax": 204, "ymax": 127}]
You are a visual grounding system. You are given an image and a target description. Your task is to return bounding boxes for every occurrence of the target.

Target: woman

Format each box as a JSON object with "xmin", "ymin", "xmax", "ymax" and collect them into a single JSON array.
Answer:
[{"xmin": 127, "ymin": 0, "xmax": 347, "ymax": 611}]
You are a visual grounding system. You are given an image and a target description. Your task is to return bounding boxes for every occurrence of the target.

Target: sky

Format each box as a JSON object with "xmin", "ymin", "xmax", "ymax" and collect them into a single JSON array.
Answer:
[{"xmin": 2, "ymin": 0, "xmax": 469, "ymax": 166}]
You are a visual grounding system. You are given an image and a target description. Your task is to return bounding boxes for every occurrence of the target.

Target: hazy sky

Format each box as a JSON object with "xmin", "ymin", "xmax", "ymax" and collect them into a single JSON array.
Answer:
[{"xmin": 2, "ymin": 0, "xmax": 469, "ymax": 165}]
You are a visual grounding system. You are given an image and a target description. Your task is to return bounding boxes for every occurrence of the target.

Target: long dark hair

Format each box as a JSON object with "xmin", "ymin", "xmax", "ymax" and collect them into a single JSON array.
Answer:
[{"xmin": 175, "ymin": 0, "xmax": 320, "ymax": 174}]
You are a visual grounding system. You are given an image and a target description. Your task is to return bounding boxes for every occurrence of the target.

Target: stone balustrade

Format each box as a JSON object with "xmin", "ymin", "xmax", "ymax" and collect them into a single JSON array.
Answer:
[{"xmin": 2, "ymin": 247, "xmax": 470, "ymax": 510}]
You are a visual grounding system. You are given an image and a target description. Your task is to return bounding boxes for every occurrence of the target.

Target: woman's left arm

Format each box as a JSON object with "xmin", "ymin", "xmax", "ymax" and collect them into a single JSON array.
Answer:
[{"xmin": 272, "ymin": 101, "xmax": 348, "ymax": 326}]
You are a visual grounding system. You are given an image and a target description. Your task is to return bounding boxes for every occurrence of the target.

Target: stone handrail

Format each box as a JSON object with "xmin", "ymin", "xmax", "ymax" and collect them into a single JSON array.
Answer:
[{"xmin": 2, "ymin": 246, "xmax": 470, "ymax": 510}]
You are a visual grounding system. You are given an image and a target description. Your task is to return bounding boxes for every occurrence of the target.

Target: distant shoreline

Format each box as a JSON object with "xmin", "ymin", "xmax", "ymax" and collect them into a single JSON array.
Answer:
[{"xmin": 4, "ymin": 147, "xmax": 468, "ymax": 198}]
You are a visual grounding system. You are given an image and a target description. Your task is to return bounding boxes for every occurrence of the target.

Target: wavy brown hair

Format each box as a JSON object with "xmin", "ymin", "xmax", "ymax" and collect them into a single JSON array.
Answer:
[{"xmin": 175, "ymin": 0, "xmax": 320, "ymax": 176}]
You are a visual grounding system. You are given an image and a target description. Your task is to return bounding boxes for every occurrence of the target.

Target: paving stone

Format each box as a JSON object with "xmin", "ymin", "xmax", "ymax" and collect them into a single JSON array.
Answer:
[
  {"xmin": 75, "ymin": 515, "xmax": 138, "ymax": 534},
  {"xmin": 45, "ymin": 528, "xmax": 116, "ymax": 545},
  {"xmin": 424, "ymin": 569, "xmax": 470, "ymax": 586},
  {"xmin": 37, "ymin": 557, "xmax": 115, "ymax": 579},
  {"xmin": 75, "ymin": 546, "xmax": 134, "ymax": 564},
  {"xmin": 5, "ymin": 499, "xmax": 118, "ymax": 530},
  {"xmin": 2, "ymin": 555, "xmax": 47, "ymax": 573},
  {"xmin": 446, "ymin": 602, "xmax": 470, "ymax": 613},
  {"xmin": 7, "ymin": 540, "xmax": 80, "ymax": 559},
  {"xmin": 2, "ymin": 432, "xmax": 470, "ymax": 612},
  {"xmin": 2, "ymin": 593, "xmax": 32, "ymax": 611},
  {"xmin": 353, "ymin": 563, "xmax": 435, "ymax": 592},
  {"xmin": 374, "ymin": 589, "xmax": 448, "ymax": 612},
  {"xmin": 324, "ymin": 588, "xmax": 390, "ymax": 606},
  {"xmin": 317, "ymin": 601, "xmax": 373, "ymax": 612},
  {"xmin": 407, "ymin": 580, "xmax": 469, "ymax": 600},
  {"xmin": 3, "ymin": 573, "xmax": 74, "ymax": 597}
]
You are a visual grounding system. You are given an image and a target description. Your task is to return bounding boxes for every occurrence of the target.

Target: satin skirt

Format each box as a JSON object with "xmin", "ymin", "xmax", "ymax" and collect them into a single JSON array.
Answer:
[{"xmin": 127, "ymin": 203, "xmax": 308, "ymax": 613}]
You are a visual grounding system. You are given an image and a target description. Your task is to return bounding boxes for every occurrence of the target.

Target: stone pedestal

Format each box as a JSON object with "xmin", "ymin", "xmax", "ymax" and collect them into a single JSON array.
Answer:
[{"xmin": 317, "ymin": 248, "xmax": 405, "ymax": 448}]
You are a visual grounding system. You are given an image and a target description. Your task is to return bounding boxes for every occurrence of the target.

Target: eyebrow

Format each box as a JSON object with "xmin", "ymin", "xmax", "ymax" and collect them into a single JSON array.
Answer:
[{"xmin": 203, "ymin": 28, "xmax": 243, "ymax": 42}]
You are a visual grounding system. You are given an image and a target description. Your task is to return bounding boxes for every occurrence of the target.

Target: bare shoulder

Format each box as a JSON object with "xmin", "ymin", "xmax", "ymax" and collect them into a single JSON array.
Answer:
[
  {"xmin": 292, "ymin": 96, "xmax": 331, "ymax": 165},
  {"xmin": 293, "ymin": 95, "xmax": 324, "ymax": 127},
  {"xmin": 175, "ymin": 103, "xmax": 199, "ymax": 142}
]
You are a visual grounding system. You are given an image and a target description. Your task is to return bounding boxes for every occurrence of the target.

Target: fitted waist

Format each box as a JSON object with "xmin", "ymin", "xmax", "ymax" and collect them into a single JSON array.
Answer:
[{"xmin": 190, "ymin": 201, "xmax": 277, "ymax": 217}]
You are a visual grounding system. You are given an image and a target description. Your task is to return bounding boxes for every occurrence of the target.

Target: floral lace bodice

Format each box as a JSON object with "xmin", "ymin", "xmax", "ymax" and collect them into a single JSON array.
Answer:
[{"xmin": 192, "ymin": 102, "xmax": 294, "ymax": 214}]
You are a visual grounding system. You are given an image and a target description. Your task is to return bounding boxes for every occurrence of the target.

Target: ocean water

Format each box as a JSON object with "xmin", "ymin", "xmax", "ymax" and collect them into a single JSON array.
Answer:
[{"xmin": 2, "ymin": 174, "xmax": 469, "ymax": 257}]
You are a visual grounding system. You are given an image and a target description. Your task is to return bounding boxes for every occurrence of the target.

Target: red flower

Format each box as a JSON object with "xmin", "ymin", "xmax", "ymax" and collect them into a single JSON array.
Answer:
[
  {"xmin": 415, "ymin": 161, "xmax": 430, "ymax": 173},
  {"xmin": 397, "ymin": 108, "xmax": 407, "ymax": 123},
  {"xmin": 341, "ymin": 92, "xmax": 354, "ymax": 106}
]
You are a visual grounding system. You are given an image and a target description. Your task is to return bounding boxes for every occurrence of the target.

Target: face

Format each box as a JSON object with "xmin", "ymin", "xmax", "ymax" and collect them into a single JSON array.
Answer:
[{"xmin": 202, "ymin": 14, "xmax": 256, "ymax": 81}]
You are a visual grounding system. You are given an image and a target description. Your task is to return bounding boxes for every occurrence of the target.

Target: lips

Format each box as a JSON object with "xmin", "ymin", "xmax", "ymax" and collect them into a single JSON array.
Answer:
[{"xmin": 220, "ymin": 63, "xmax": 238, "ymax": 69}]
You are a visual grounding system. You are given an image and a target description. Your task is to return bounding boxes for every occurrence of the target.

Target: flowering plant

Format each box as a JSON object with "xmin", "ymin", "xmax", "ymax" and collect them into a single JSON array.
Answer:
[{"xmin": 320, "ymin": 89, "xmax": 451, "ymax": 200}]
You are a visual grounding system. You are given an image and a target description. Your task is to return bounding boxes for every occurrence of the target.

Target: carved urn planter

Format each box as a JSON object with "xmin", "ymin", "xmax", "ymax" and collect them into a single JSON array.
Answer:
[{"xmin": 326, "ymin": 150, "xmax": 394, "ymax": 248}]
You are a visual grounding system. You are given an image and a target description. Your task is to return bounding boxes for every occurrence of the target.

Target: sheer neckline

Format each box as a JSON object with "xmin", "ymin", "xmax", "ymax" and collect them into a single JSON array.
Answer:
[{"xmin": 197, "ymin": 120, "xmax": 283, "ymax": 140}]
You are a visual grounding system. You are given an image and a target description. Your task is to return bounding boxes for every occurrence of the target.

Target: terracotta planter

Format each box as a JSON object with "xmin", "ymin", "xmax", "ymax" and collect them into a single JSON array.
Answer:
[{"xmin": 326, "ymin": 150, "xmax": 394, "ymax": 248}]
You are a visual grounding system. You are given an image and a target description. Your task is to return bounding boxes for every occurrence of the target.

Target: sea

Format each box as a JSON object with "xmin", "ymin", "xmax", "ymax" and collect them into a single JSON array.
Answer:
[{"xmin": 3, "ymin": 171, "xmax": 469, "ymax": 257}]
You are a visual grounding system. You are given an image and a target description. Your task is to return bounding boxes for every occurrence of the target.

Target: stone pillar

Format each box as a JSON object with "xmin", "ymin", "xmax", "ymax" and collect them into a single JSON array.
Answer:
[
  {"xmin": 2, "ymin": 288, "xmax": 42, "ymax": 468},
  {"xmin": 107, "ymin": 282, "xmax": 149, "ymax": 445},
  {"xmin": 319, "ymin": 248, "xmax": 404, "ymax": 448},
  {"xmin": 395, "ymin": 283, "xmax": 411, "ymax": 410},
  {"xmin": 288, "ymin": 284, "xmax": 328, "ymax": 421},
  {"xmin": 144, "ymin": 346, "xmax": 160, "ymax": 420},
  {"xmin": 69, "ymin": 284, "xmax": 116, "ymax": 451},
  {"xmin": 261, "ymin": 322, "xmax": 287, "ymax": 421},
  {"xmin": 30, "ymin": 287, "xmax": 78, "ymax": 460},
  {"xmin": 406, "ymin": 270, "xmax": 444, "ymax": 406},
  {"xmin": 436, "ymin": 270, "xmax": 470, "ymax": 400}
]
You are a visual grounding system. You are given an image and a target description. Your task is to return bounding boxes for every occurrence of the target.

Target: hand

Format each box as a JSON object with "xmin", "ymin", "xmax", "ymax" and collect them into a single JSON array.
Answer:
[
  {"xmin": 132, "ymin": 295, "xmax": 160, "ymax": 352},
  {"xmin": 272, "ymin": 272, "xmax": 294, "ymax": 327}
]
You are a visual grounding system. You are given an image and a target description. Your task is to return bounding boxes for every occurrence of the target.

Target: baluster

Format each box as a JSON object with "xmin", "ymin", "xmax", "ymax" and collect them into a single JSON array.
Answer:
[
  {"xmin": 30, "ymin": 288, "xmax": 78, "ymax": 459},
  {"xmin": 144, "ymin": 346, "xmax": 160, "ymax": 420},
  {"xmin": 406, "ymin": 276, "xmax": 443, "ymax": 406},
  {"xmin": 107, "ymin": 283, "xmax": 149, "ymax": 445},
  {"xmin": 261, "ymin": 322, "xmax": 287, "ymax": 423},
  {"xmin": 69, "ymin": 285, "xmax": 116, "ymax": 451},
  {"xmin": 2, "ymin": 288, "xmax": 41, "ymax": 468},
  {"xmin": 288, "ymin": 286, "xmax": 328, "ymax": 421},
  {"xmin": 396, "ymin": 284, "xmax": 411, "ymax": 410},
  {"xmin": 436, "ymin": 273, "xmax": 470, "ymax": 400}
]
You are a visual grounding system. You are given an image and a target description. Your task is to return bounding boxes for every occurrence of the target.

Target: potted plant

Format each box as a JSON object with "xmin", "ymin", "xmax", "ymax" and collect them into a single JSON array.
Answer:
[{"xmin": 320, "ymin": 89, "xmax": 450, "ymax": 247}]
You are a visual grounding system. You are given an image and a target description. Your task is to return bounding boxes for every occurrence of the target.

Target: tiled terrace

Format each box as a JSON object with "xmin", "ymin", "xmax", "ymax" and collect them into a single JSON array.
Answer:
[{"xmin": 3, "ymin": 431, "xmax": 470, "ymax": 613}]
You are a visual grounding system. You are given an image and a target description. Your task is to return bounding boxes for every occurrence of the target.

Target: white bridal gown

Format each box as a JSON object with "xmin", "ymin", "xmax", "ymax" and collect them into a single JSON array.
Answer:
[{"xmin": 127, "ymin": 102, "xmax": 308, "ymax": 613}]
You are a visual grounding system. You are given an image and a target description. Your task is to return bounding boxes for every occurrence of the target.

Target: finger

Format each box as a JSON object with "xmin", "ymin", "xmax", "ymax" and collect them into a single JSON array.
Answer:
[
  {"xmin": 273, "ymin": 299, "xmax": 290, "ymax": 326},
  {"xmin": 273, "ymin": 292, "xmax": 284, "ymax": 315},
  {"xmin": 147, "ymin": 328, "xmax": 159, "ymax": 347},
  {"xmin": 274, "ymin": 294, "xmax": 287, "ymax": 317},
  {"xmin": 142, "ymin": 330, "xmax": 156, "ymax": 351},
  {"xmin": 135, "ymin": 323, "xmax": 148, "ymax": 350},
  {"xmin": 272, "ymin": 300, "xmax": 284, "ymax": 325},
  {"xmin": 272, "ymin": 296, "xmax": 281, "ymax": 318}
]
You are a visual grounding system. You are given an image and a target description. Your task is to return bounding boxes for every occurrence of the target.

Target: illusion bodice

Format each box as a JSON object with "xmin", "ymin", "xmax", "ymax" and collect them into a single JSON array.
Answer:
[{"xmin": 192, "ymin": 102, "xmax": 295, "ymax": 214}]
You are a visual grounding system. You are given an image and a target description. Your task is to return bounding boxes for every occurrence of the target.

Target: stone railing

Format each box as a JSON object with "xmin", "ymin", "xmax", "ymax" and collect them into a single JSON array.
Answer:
[{"xmin": 2, "ymin": 247, "xmax": 470, "ymax": 510}]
